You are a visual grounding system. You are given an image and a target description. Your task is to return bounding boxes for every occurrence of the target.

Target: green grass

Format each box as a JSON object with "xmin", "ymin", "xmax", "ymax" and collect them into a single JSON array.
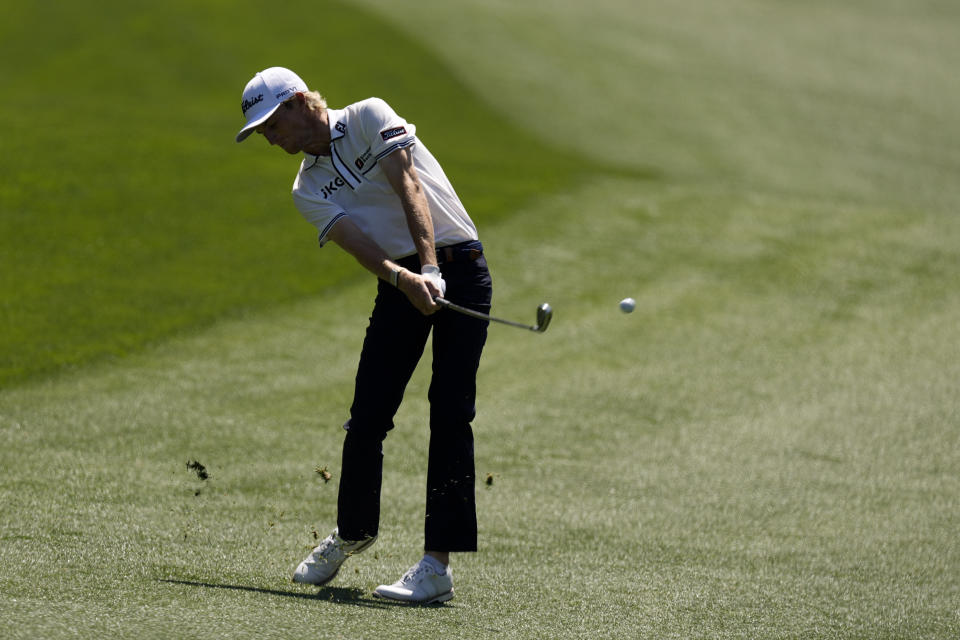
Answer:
[
  {"xmin": 3, "ymin": 182, "xmax": 958, "ymax": 638},
  {"xmin": 0, "ymin": 0, "xmax": 579, "ymax": 387},
  {"xmin": 2, "ymin": 0, "xmax": 960, "ymax": 638},
  {"xmin": 355, "ymin": 0, "xmax": 960, "ymax": 211}
]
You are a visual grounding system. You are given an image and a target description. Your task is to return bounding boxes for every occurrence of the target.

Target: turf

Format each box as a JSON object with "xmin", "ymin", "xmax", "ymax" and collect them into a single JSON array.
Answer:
[
  {"xmin": 356, "ymin": 0, "xmax": 960, "ymax": 211},
  {"xmin": 2, "ymin": 1, "xmax": 959, "ymax": 638},
  {"xmin": 0, "ymin": 0, "xmax": 579, "ymax": 387}
]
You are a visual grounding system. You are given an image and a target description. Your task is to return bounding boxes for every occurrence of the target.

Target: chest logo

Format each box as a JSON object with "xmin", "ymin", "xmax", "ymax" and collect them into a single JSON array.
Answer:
[
  {"xmin": 355, "ymin": 148, "xmax": 373, "ymax": 170},
  {"xmin": 320, "ymin": 177, "xmax": 347, "ymax": 199}
]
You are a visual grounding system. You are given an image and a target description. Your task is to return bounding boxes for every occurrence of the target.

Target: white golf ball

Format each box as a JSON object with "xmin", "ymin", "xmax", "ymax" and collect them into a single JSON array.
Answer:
[{"xmin": 619, "ymin": 297, "xmax": 636, "ymax": 313}]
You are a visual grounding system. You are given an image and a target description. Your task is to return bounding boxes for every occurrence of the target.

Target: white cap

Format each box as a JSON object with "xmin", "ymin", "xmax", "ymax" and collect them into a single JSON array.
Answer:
[{"xmin": 236, "ymin": 67, "xmax": 308, "ymax": 142}]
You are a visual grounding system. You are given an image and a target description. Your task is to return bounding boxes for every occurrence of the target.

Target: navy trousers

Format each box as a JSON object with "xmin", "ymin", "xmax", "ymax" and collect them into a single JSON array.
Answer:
[{"xmin": 337, "ymin": 240, "xmax": 492, "ymax": 552}]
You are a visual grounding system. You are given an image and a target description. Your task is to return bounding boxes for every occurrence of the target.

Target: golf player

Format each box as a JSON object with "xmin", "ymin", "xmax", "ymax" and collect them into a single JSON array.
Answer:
[{"xmin": 236, "ymin": 67, "xmax": 492, "ymax": 604}]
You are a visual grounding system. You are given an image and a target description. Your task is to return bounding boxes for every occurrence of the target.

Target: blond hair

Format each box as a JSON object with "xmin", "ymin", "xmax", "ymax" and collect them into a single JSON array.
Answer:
[{"xmin": 303, "ymin": 90, "xmax": 327, "ymax": 112}]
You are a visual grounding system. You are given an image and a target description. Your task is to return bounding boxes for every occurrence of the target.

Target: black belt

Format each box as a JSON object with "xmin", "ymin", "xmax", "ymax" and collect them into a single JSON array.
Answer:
[{"xmin": 436, "ymin": 241, "xmax": 483, "ymax": 265}]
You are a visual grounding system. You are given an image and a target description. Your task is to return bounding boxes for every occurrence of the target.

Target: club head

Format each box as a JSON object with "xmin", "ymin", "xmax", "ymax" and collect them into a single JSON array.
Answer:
[{"xmin": 533, "ymin": 303, "xmax": 552, "ymax": 333}]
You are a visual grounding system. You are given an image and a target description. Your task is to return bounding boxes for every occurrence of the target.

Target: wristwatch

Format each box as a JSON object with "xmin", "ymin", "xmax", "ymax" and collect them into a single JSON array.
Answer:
[{"xmin": 389, "ymin": 266, "xmax": 403, "ymax": 287}]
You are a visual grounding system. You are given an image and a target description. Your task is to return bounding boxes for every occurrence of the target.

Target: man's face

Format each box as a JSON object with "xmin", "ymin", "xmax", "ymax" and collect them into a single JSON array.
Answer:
[{"xmin": 255, "ymin": 98, "xmax": 306, "ymax": 154}]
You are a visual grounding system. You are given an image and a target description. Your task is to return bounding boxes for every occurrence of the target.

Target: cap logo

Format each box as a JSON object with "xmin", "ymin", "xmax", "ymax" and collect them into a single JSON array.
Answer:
[
  {"xmin": 242, "ymin": 93, "xmax": 264, "ymax": 115},
  {"xmin": 276, "ymin": 86, "xmax": 299, "ymax": 100}
]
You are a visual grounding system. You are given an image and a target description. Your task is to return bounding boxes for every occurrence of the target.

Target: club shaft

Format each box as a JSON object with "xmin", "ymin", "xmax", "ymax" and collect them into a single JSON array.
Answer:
[{"xmin": 434, "ymin": 297, "xmax": 537, "ymax": 331}]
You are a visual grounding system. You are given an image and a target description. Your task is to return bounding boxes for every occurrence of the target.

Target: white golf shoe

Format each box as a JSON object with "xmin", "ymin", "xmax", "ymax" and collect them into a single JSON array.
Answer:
[
  {"xmin": 292, "ymin": 528, "xmax": 376, "ymax": 585},
  {"xmin": 373, "ymin": 557, "xmax": 454, "ymax": 604}
]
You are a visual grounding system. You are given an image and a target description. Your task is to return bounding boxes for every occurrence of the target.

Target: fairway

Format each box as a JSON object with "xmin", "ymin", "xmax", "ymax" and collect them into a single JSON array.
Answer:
[{"xmin": 2, "ymin": 1, "xmax": 959, "ymax": 638}]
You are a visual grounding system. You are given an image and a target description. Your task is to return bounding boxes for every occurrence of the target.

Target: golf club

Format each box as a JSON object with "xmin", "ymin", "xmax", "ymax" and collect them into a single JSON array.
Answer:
[{"xmin": 434, "ymin": 297, "xmax": 552, "ymax": 333}]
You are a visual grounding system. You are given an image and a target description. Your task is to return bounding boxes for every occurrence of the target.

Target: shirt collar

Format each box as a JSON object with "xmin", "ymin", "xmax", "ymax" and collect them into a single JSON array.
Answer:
[
  {"xmin": 302, "ymin": 107, "xmax": 346, "ymax": 165},
  {"xmin": 327, "ymin": 107, "xmax": 347, "ymax": 141}
]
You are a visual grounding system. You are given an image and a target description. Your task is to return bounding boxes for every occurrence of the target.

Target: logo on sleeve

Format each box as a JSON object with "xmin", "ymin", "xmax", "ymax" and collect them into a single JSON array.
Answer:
[{"xmin": 380, "ymin": 126, "xmax": 407, "ymax": 141}]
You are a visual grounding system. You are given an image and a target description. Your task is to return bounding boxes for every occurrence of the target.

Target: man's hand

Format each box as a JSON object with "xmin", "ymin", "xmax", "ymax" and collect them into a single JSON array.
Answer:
[
  {"xmin": 397, "ymin": 268, "xmax": 441, "ymax": 315},
  {"xmin": 329, "ymin": 217, "xmax": 440, "ymax": 314},
  {"xmin": 421, "ymin": 265, "xmax": 446, "ymax": 297}
]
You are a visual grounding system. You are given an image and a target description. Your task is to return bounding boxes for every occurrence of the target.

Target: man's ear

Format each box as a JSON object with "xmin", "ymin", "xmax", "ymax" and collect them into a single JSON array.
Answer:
[{"xmin": 289, "ymin": 92, "xmax": 308, "ymax": 109}]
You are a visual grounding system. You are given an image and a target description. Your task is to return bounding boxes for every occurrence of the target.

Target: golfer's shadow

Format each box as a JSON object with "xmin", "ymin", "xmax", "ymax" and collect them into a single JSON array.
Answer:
[{"xmin": 158, "ymin": 579, "xmax": 444, "ymax": 608}]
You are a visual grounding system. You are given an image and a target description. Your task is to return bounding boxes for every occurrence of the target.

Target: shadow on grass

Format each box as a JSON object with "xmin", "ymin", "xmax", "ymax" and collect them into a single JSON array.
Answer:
[{"xmin": 158, "ymin": 579, "xmax": 451, "ymax": 609}]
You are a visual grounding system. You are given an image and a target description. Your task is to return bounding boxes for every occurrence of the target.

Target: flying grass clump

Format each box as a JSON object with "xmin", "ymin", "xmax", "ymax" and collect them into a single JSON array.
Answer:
[
  {"xmin": 186, "ymin": 460, "xmax": 210, "ymax": 496},
  {"xmin": 186, "ymin": 460, "xmax": 209, "ymax": 481},
  {"xmin": 315, "ymin": 465, "xmax": 333, "ymax": 484}
]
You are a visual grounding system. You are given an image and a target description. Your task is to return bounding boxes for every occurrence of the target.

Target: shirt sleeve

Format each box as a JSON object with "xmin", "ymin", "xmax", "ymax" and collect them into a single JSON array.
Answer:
[
  {"xmin": 360, "ymin": 98, "xmax": 418, "ymax": 161},
  {"xmin": 292, "ymin": 183, "xmax": 347, "ymax": 246}
]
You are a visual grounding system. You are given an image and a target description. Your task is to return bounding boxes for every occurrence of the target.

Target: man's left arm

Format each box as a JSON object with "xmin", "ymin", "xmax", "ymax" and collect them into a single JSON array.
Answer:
[{"xmin": 379, "ymin": 147, "xmax": 445, "ymax": 298}]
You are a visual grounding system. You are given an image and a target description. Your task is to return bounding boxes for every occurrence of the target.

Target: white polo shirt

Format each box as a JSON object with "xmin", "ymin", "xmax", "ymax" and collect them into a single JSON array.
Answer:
[{"xmin": 292, "ymin": 98, "xmax": 478, "ymax": 259}]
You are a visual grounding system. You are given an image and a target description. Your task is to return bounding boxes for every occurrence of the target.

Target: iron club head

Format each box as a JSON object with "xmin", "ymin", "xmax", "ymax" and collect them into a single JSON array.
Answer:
[{"xmin": 533, "ymin": 303, "xmax": 552, "ymax": 333}]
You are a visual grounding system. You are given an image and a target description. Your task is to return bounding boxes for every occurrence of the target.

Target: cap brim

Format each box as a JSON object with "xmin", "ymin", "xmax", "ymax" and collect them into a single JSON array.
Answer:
[{"xmin": 235, "ymin": 103, "xmax": 282, "ymax": 142}]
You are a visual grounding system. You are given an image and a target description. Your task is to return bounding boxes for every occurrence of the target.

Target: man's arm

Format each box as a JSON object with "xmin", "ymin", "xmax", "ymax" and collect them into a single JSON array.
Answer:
[
  {"xmin": 326, "ymin": 215, "xmax": 439, "ymax": 315},
  {"xmin": 378, "ymin": 147, "xmax": 439, "ymax": 272}
]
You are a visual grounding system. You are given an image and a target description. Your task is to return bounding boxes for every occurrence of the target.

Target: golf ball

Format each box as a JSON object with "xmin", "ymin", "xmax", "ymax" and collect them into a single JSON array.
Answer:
[{"xmin": 619, "ymin": 297, "xmax": 636, "ymax": 313}]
